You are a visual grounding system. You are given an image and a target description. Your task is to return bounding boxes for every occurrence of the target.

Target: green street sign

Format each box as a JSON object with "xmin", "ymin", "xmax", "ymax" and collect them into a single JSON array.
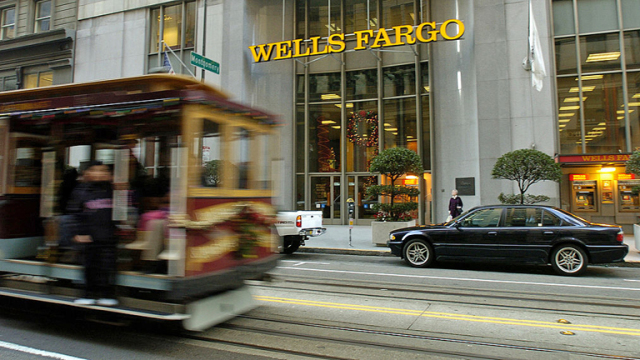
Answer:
[{"xmin": 190, "ymin": 51, "xmax": 220, "ymax": 74}]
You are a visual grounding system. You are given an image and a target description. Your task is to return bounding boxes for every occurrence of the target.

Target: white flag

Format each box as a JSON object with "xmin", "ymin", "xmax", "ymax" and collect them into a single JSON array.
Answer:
[{"xmin": 529, "ymin": 2, "xmax": 546, "ymax": 91}]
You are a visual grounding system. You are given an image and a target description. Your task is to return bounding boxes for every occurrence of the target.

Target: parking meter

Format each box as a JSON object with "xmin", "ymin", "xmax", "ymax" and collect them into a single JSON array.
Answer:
[{"xmin": 347, "ymin": 198, "xmax": 355, "ymax": 247}]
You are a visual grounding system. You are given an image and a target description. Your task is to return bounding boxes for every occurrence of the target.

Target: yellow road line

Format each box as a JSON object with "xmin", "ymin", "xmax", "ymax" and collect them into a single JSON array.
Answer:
[{"xmin": 255, "ymin": 296, "xmax": 640, "ymax": 337}]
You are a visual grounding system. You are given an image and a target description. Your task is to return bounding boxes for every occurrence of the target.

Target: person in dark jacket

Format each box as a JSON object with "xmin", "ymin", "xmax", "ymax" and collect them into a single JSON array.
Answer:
[
  {"xmin": 448, "ymin": 189, "xmax": 463, "ymax": 219},
  {"xmin": 67, "ymin": 161, "xmax": 118, "ymax": 306}
]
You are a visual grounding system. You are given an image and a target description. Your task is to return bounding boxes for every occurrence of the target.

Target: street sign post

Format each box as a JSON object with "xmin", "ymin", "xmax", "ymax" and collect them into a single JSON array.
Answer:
[{"xmin": 190, "ymin": 51, "xmax": 220, "ymax": 74}]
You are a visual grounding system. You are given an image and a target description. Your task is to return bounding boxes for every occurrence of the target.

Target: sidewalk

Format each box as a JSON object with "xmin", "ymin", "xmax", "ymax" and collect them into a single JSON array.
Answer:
[{"xmin": 299, "ymin": 225, "xmax": 640, "ymax": 265}]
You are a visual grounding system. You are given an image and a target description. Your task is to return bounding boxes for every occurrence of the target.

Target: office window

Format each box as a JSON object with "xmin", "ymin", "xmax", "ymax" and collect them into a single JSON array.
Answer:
[
  {"xmin": 35, "ymin": 0, "xmax": 51, "ymax": 33},
  {"xmin": 24, "ymin": 71, "xmax": 53, "ymax": 89},
  {"xmin": 149, "ymin": 1, "xmax": 196, "ymax": 53},
  {"xmin": 1, "ymin": 7, "xmax": 15, "ymax": 39}
]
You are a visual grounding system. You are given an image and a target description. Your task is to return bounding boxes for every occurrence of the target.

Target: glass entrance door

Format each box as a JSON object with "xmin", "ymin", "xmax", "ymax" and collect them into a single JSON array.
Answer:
[
  {"xmin": 346, "ymin": 175, "xmax": 379, "ymax": 225},
  {"xmin": 310, "ymin": 175, "xmax": 341, "ymax": 224}
]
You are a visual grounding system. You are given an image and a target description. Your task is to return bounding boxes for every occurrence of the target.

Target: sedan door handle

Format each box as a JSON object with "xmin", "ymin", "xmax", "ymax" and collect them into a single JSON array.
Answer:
[
  {"xmin": 543, "ymin": 231, "xmax": 554, "ymax": 235},
  {"xmin": 487, "ymin": 231, "xmax": 498, "ymax": 236}
]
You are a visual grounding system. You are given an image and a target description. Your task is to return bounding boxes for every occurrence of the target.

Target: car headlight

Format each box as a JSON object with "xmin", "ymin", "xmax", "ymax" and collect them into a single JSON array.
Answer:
[{"xmin": 390, "ymin": 234, "xmax": 396, "ymax": 240}]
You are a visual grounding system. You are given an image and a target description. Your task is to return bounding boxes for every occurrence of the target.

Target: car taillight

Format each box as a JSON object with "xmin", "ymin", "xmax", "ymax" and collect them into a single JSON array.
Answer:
[
  {"xmin": 296, "ymin": 215, "xmax": 302, "ymax": 228},
  {"xmin": 616, "ymin": 231, "xmax": 624, "ymax": 243}
]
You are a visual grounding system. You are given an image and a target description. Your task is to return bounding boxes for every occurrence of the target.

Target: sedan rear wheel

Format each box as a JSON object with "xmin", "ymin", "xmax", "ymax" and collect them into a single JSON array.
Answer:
[
  {"xmin": 551, "ymin": 245, "xmax": 588, "ymax": 276},
  {"xmin": 403, "ymin": 239, "xmax": 434, "ymax": 268}
]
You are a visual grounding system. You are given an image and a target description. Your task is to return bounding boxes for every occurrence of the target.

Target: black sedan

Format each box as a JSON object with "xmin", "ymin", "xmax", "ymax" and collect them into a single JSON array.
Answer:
[{"xmin": 387, "ymin": 205, "xmax": 628, "ymax": 275}]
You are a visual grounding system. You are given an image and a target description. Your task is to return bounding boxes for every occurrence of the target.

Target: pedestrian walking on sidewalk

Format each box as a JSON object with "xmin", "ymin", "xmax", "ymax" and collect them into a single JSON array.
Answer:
[{"xmin": 448, "ymin": 189, "xmax": 463, "ymax": 221}]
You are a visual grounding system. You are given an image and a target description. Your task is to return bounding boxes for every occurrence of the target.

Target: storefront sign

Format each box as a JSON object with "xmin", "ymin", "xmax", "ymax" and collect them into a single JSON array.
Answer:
[
  {"xmin": 617, "ymin": 173, "xmax": 636, "ymax": 180},
  {"xmin": 249, "ymin": 19, "xmax": 465, "ymax": 63},
  {"xmin": 557, "ymin": 154, "xmax": 631, "ymax": 163},
  {"xmin": 569, "ymin": 174, "xmax": 589, "ymax": 181}
]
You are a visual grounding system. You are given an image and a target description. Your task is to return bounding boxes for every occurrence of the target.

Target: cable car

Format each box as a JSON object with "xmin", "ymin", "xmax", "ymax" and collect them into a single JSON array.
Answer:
[{"xmin": 0, "ymin": 75, "xmax": 280, "ymax": 331}]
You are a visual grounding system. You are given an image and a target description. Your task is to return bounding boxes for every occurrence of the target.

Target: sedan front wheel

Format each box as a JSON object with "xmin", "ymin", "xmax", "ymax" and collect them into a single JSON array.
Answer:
[
  {"xmin": 551, "ymin": 245, "xmax": 588, "ymax": 276},
  {"xmin": 403, "ymin": 239, "xmax": 434, "ymax": 268}
]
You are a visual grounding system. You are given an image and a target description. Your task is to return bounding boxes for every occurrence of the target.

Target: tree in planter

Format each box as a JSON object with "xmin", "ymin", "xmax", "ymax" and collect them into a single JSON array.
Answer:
[
  {"xmin": 366, "ymin": 147, "xmax": 423, "ymax": 221},
  {"xmin": 491, "ymin": 149, "xmax": 562, "ymax": 204},
  {"xmin": 625, "ymin": 151, "xmax": 640, "ymax": 195}
]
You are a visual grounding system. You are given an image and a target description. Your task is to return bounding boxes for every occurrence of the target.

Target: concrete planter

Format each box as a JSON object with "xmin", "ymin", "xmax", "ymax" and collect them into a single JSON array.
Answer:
[
  {"xmin": 371, "ymin": 220, "xmax": 416, "ymax": 246},
  {"xmin": 634, "ymin": 224, "xmax": 640, "ymax": 252}
]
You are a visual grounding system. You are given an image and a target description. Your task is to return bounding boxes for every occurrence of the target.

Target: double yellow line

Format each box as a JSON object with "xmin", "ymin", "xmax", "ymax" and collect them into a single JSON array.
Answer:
[{"xmin": 255, "ymin": 296, "xmax": 640, "ymax": 337}]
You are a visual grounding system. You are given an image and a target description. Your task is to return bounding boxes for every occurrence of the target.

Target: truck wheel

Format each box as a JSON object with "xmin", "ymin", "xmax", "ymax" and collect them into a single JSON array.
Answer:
[{"xmin": 282, "ymin": 236, "xmax": 301, "ymax": 254}]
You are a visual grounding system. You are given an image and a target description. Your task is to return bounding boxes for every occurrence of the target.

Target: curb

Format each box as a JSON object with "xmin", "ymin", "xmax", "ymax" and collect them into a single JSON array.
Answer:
[
  {"xmin": 297, "ymin": 247, "xmax": 640, "ymax": 267},
  {"xmin": 298, "ymin": 247, "xmax": 393, "ymax": 257}
]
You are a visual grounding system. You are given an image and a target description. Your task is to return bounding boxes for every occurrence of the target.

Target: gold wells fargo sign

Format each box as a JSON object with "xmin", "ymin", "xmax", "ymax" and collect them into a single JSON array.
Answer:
[{"xmin": 249, "ymin": 19, "xmax": 465, "ymax": 63}]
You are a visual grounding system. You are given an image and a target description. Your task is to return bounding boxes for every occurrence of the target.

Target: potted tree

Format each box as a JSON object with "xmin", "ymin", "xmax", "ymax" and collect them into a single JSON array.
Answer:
[
  {"xmin": 625, "ymin": 151, "xmax": 640, "ymax": 251},
  {"xmin": 491, "ymin": 149, "xmax": 562, "ymax": 204},
  {"xmin": 366, "ymin": 147, "xmax": 423, "ymax": 246}
]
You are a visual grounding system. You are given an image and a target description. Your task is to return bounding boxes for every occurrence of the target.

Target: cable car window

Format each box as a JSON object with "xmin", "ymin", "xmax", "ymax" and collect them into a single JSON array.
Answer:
[
  {"xmin": 234, "ymin": 127, "xmax": 251, "ymax": 189},
  {"xmin": 200, "ymin": 119, "xmax": 222, "ymax": 188},
  {"xmin": 12, "ymin": 138, "xmax": 44, "ymax": 188}
]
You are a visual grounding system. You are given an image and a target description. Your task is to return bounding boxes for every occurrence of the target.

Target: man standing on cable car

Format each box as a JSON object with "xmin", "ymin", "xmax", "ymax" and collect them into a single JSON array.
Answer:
[{"xmin": 67, "ymin": 161, "xmax": 119, "ymax": 306}]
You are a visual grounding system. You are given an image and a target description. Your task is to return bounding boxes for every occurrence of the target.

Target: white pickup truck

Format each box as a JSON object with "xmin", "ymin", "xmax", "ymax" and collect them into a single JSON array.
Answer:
[{"xmin": 275, "ymin": 211, "xmax": 326, "ymax": 254}]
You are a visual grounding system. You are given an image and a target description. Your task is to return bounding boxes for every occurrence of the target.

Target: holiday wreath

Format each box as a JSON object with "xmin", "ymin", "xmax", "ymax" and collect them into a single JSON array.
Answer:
[{"xmin": 347, "ymin": 110, "xmax": 379, "ymax": 147}]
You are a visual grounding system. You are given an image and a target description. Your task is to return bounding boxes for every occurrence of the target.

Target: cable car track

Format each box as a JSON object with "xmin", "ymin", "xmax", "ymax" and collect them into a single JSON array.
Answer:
[
  {"xmin": 183, "ymin": 315, "xmax": 640, "ymax": 360},
  {"xmin": 250, "ymin": 274, "xmax": 640, "ymax": 319}
]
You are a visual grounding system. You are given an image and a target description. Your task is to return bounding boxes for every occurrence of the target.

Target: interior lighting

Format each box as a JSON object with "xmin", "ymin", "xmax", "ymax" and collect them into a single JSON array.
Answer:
[
  {"xmin": 599, "ymin": 167, "xmax": 616, "ymax": 173},
  {"xmin": 321, "ymin": 94, "xmax": 341, "ymax": 100},
  {"xmin": 629, "ymin": 102, "xmax": 640, "ymax": 107},
  {"xmin": 559, "ymin": 119, "xmax": 571, "ymax": 123},
  {"xmin": 559, "ymin": 106, "xmax": 581, "ymax": 111},
  {"xmin": 564, "ymin": 97, "xmax": 586, "ymax": 102},
  {"xmin": 618, "ymin": 109, "xmax": 635, "ymax": 114},
  {"xmin": 321, "ymin": 120, "xmax": 336, "ymax": 125},
  {"xmin": 592, "ymin": 127, "xmax": 606, "ymax": 130},
  {"xmin": 325, "ymin": 23, "xmax": 341, "ymax": 32},
  {"xmin": 392, "ymin": 132, "xmax": 398, "ymax": 135},
  {"xmin": 618, "ymin": 116, "xmax": 625, "ymax": 120},
  {"xmin": 384, "ymin": 123, "xmax": 392, "ymax": 127},
  {"xmin": 558, "ymin": 113, "xmax": 575, "ymax": 117},
  {"xmin": 633, "ymin": 93, "xmax": 640, "ymax": 99},
  {"xmin": 334, "ymin": 103, "xmax": 353, "ymax": 108},
  {"xmin": 577, "ymin": 75, "xmax": 604, "ymax": 81},
  {"xmin": 369, "ymin": 18, "xmax": 378, "ymax": 27},
  {"xmin": 585, "ymin": 52, "xmax": 620, "ymax": 62},
  {"xmin": 598, "ymin": 122, "xmax": 606, "ymax": 126},
  {"xmin": 385, "ymin": 128, "xmax": 398, "ymax": 131},
  {"xmin": 570, "ymin": 86, "xmax": 596, "ymax": 92},
  {"xmin": 559, "ymin": 124, "xmax": 567, "ymax": 128},
  {"xmin": 331, "ymin": 126, "xmax": 341, "ymax": 129},
  {"xmin": 406, "ymin": 175, "xmax": 418, "ymax": 179},
  {"xmin": 424, "ymin": 86, "xmax": 430, "ymax": 92}
]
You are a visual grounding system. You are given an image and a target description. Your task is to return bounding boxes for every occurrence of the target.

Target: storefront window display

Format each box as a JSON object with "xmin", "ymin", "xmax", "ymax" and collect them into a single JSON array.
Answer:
[
  {"xmin": 294, "ymin": 1, "xmax": 430, "ymax": 222},
  {"xmin": 309, "ymin": 103, "xmax": 342, "ymax": 173},
  {"xmin": 383, "ymin": 97, "xmax": 417, "ymax": 151},
  {"xmin": 346, "ymin": 101, "xmax": 378, "ymax": 172}
]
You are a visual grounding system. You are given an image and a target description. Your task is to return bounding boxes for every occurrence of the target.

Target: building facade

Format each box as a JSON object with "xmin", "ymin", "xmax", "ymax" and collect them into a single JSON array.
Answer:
[
  {"xmin": 4, "ymin": 0, "xmax": 640, "ymax": 231},
  {"xmin": 0, "ymin": 0, "xmax": 76, "ymax": 90}
]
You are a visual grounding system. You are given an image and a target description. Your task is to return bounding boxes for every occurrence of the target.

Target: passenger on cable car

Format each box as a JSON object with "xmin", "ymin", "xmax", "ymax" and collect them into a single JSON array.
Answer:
[{"xmin": 66, "ymin": 161, "xmax": 119, "ymax": 306}]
